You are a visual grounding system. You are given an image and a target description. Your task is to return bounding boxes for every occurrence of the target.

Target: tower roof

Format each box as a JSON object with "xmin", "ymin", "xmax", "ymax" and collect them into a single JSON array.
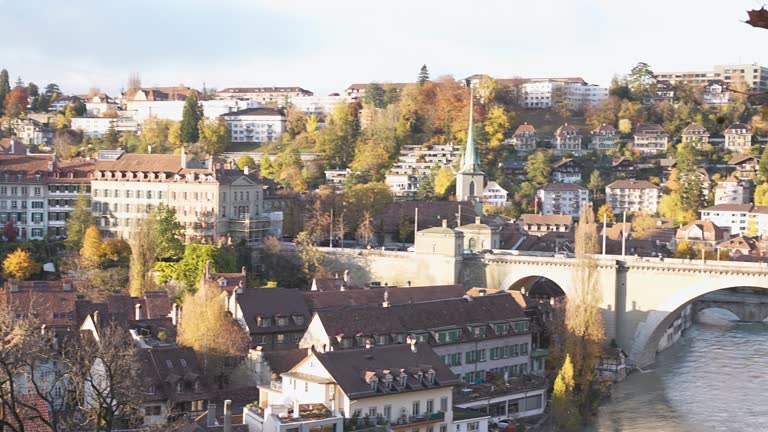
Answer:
[{"xmin": 459, "ymin": 89, "xmax": 483, "ymax": 174}]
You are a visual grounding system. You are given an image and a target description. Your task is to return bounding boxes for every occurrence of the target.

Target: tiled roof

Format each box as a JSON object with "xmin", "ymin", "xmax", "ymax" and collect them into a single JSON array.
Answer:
[
  {"xmin": 1, "ymin": 280, "xmax": 77, "ymax": 327},
  {"xmin": 263, "ymin": 348, "xmax": 308, "ymax": 376},
  {"xmin": 235, "ymin": 288, "xmax": 311, "ymax": 335},
  {"xmin": 681, "ymin": 123, "xmax": 709, "ymax": 135},
  {"xmin": 606, "ymin": 179, "xmax": 659, "ymax": 190},
  {"xmin": 138, "ymin": 346, "xmax": 212, "ymax": 403},
  {"xmin": 513, "ymin": 123, "xmax": 536, "ymax": 136},
  {"xmin": 555, "ymin": 124, "xmax": 579, "ymax": 138},
  {"xmin": 218, "ymin": 87, "xmax": 311, "ymax": 94},
  {"xmin": 220, "ymin": 108, "xmax": 285, "ymax": 118},
  {"xmin": 717, "ymin": 235, "xmax": 758, "ymax": 252},
  {"xmin": 518, "ymin": 214, "xmax": 573, "ymax": 226},
  {"xmin": 728, "ymin": 154, "xmax": 759, "ymax": 165},
  {"xmin": 591, "ymin": 124, "xmax": 617, "ymax": 135},
  {"xmin": 634, "ymin": 124, "xmax": 668, "ymax": 137},
  {"xmin": 701, "ymin": 203, "xmax": 754, "ymax": 212},
  {"xmin": 311, "ymin": 344, "xmax": 460, "ymax": 398},
  {"xmin": 538, "ymin": 183, "xmax": 587, "ymax": 192},
  {"xmin": 724, "ymin": 122, "xmax": 751, "ymax": 133},
  {"xmin": 553, "ymin": 158, "xmax": 579, "ymax": 169},
  {"xmin": 347, "ymin": 83, "xmax": 411, "ymax": 91},
  {"xmin": 0, "ymin": 154, "xmax": 52, "ymax": 174},
  {"xmin": 304, "ymin": 285, "xmax": 465, "ymax": 311},
  {"xmin": 313, "ymin": 293, "xmax": 526, "ymax": 348}
]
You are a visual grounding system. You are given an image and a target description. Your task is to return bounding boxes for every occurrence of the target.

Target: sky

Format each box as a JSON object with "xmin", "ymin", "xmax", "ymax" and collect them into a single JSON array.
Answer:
[{"xmin": 0, "ymin": 0, "xmax": 766, "ymax": 96}]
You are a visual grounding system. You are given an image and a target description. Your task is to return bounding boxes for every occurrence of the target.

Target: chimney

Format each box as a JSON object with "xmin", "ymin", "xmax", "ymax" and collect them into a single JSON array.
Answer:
[
  {"xmin": 207, "ymin": 402, "xmax": 217, "ymax": 426},
  {"xmin": 47, "ymin": 160, "xmax": 53, "ymax": 171},
  {"xmin": 224, "ymin": 399, "xmax": 232, "ymax": 432},
  {"xmin": 293, "ymin": 399, "xmax": 300, "ymax": 419},
  {"xmin": 93, "ymin": 310, "xmax": 100, "ymax": 325},
  {"xmin": 382, "ymin": 288, "xmax": 390, "ymax": 308},
  {"xmin": 10, "ymin": 139, "xmax": 14, "ymax": 154},
  {"xmin": 441, "ymin": 219, "xmax": 448, "ymax": 228},
  {"xmin": 409, "ymin": 338, "xmax": 417, "ymax": 353},
  {"xmin": 181, "ymin": 146, "xmax": 187, "ymax": 168},
  {"xmin": 406, "ymin": 281, "xmax": 412, "ymax": 287},
  {"xmin": 134, "ymin": 303, "xmax": 143, "ymax": 320},
  {"xmin": 236, "ymin": 280, "xmax": 245, "ymax": 294},
  {"xmin": 171, "ymin": 303, "xmax": 180, "ymax": 326},
  {"xmin": 63, "ymin": 280, "xmax": 72, "ymax": 291},
  {"xmin": 343, "ymin": 270, "xmax": 350, "ymax": 284},
  {"xmin": 147, "ymin": 145, "xmax": 152, "ymax": 154},
  {"xmin": 9, "ymin": 281, "xmax": 18, "ymax": 292},
  {"xmin": 244, "ymin": 165, "xmax": 250, "ymax": 175},
  {"xmin": 475, "ymin": 216, "xmax": 481, "ymax": 225},
  {"xmin": 241, "ymin": 266, "xmax": 247, "ymax": 276}
]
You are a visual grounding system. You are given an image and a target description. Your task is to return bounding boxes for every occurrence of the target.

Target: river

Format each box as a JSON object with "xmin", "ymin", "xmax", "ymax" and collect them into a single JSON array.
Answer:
[{"xmin": 589, "ymin": 310, "xmax": 768, "ymax": 431}]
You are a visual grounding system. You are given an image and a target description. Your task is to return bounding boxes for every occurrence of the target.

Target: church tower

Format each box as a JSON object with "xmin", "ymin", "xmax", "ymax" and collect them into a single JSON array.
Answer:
[{"xmin": 455, "ymin": 87, "xmax": 485, "ymax": 202}]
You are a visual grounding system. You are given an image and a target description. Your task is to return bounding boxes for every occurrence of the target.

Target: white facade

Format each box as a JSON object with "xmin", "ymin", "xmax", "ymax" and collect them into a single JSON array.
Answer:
[
  {"xmin": 700, "ymin": 204, "xmax": 768, "ymax": 236},
  {"xmin": 564, "ymin": 83, "xmax": 609, "ymax": 110},
  {"xmin": 520, "ymin": 80, "xmax": 606, "ymax": 111},
  {"xmin": 702, "ymin": 81, "xmax": 731, "ymax": 106},
  {"xmin": 221, "ymin": 108, "xmax": 287, "ymax": 143},
  {"xmin": 723, "ymin": 123, "xmax": 753, "ymax": 153},
  {"xmin": 656, "ymin": 64, "xmax": 768, "ymax": 93},
  {"xmin": 216, "ymin": 87, "xmax": 313, "ymax": 106},
  {"xmin": 291, "ymin": 95, "xmax": 350, "ymax": 116},
  {"xmin": 482, "ymin": 182, "xmax": 508, "ymax": 207},
  {"xmin": 124, "ymin": 99, "xmax": 254, "ymax": 123},
  {"xmin": 605, "ymin": 180, "xmax": 661, "ymax": 214},
  {"xmin": 536, "ymin": 184, "xmax": 590, "ymax": 217},
  {"xmin": 714, "ymin": 178, "xmax": 753, "ymax": 205},
  {"xmin": 520, "ymin": 81, "xmax": 558, "ymax": 109},
  {"xmin": 71, "ymin": 117, "xmax": 115, "ymax": 138}
]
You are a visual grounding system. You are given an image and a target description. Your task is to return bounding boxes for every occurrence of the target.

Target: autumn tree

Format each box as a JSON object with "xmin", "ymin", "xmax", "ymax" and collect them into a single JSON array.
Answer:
[
  {"xmin": 552, "ymin": 354, "xmax": 581, "ymax": 431},
  {"xmin": 350, "ymin": 141, "xmax": 390, "ymax": 182},
  {"xmin": 2, "ymin": 222, "xmax": 16, "ymax": 241},
  {"xmin": 356, "ymin": 210, "xmax": 374, "ymax": 244},
  {"xmin": 434, "ymin": 166, "xmax": 456, "ymax": 199},
  {"xmin": 484, "ymin": 105, "xmax": 510, "ymax": 148},
  {"xmin": 154, "ymin": 244, "xmax": 237, "ymax": 292},
  {"xmin": 0, "ymin": 70, "xmax": 9, "ymax": 116},
  {"xmin": 758, "ymin": 145, "xmax": 768, "ymax": 183},
  {"xmin": 295, "ymin": 231, "xmax": 327, "ymax": 283},
  {"xmin": 565, "ymin": 203, "xmax": 606, "ymax": 418},
  {"xmin": 129, "ymin": 218, "xmax": 157, "ymax": 297},
  {"xmin": 316, "ymin": 102, "xmax": 360, "ymax": 168},
  {"xmin": 587, "ymin": 170, "xmax": 605, "ymax": 203},
  {"xmin": 631, "ymin": 212, "xmax": 655, "ymax": 238},
  {"xmin": 2, "ymin": 249, "xmax": 40, "ymax": 280},
  {"xmin": 237, "ymin": 155, "xmax": 257, "ymax": 170},
  {"xmin": 80, "ymin": 225, "xmax": 104, "ymax": 269},
  {"xmin": 596, "ymin": 204, "xmax": 615, "ymax": 223},
  {"xmin": 177, "ymin": 283, "xmax": 250, "ymax": 387},
  {"xmin": 65, "ymin": 193, "xmax": 96, "ymax": 251},
  {"xmin": 180, "ymin": 91, "xmax": 203, "ymax": 143},
  {"xmin": 755, "ymin": 182, "xmax": 768, "ymax": 205},
  {"xmin": 67, "ymin": 322, "xmax": 144, "ymax": 431},
  {"xmin": 198, "ymin": 116, "xmax": 229, "ymax": 155},
  {"xmin": 4, "ymin": 86, "xmax": 28, "ymax": 118},
  {"xmin": 674, "ymin": 240, "xmax": 697, "ymax": 259}
]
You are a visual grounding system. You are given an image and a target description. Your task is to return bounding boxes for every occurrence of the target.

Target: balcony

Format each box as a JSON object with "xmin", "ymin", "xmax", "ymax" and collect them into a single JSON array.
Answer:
[{"xmin": 390, "ymin": 412, "xmax": 445, "ymax": 430}]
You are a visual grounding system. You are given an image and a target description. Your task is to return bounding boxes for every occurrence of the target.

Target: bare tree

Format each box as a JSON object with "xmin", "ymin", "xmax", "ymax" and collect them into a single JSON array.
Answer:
[
  {"xmin": 127, "ymin": 73, "xmax": 141, "ymax": 91},
  {"xmin": 0, "ymin": 305, "xmax": 68, "ymax": 431},
  {"xmin": 66, "ymin": 323, "xmax": 143, "ymax": 432},
  {"xmin": 356, "ymin": 210, "xmax": 374, "ymax": 244}
]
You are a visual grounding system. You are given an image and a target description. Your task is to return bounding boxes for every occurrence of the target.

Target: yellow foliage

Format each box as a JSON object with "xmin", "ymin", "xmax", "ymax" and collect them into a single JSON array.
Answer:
[
  {"xmin": 2, "ymin": 249, "xmax": 41, "ymax": 280},
  {"xmin": 80, "ymin": 225, "xmax": 103, "ymax": 269},
  {"xmin": 596, "ymin": 204, "xmax": 615, "ymax": 223},
  {"xmin": 177, "ymin": 284, "xmax": 250, "ymax": 358},
  {"xmin": 434, "ymin": 167, "xmax": 456, "ymax": 198}
]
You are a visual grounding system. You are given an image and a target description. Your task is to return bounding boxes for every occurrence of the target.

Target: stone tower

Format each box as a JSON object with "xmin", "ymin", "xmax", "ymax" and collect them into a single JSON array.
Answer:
[{"xmin": 455, "ymin": 87, "xmax": 485, "ymax": 202}]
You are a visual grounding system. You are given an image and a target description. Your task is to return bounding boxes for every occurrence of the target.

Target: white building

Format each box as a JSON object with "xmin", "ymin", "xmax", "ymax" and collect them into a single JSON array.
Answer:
[
  {"xmin": 554, "ymin": 124, "xmax": 582, "ymax": 155},
  {"xmin": 631, "ymin": 124, "xmax": 669, "ymax": 155},
  {"xmin": 482, "ymin": 181, "xmax": 508, "ymax": 207},
  {"xmin": 564, "ymin": 83, "xmax": 609, "ymax": 110},
  {"xmin": 215, "ymin": 87, "xmax": 313, "ymax": 105},
  {"xmin": 606, "ymin": 180, "xmax": 661, "ymax": 214},
  {"xmin": 291, "ymin": 95, "xmax": 350, "ymax": 116},
  {"xmin": 656, "ymin": 63, "xmax": 768, "ymax": 93},
  {"xmin": 536, "ymin": 183, "xmax": 590, "ymax": 218},
  {"xmin": 83, "ymin": 94, "xmax": 117, "ymax": 116},
  {"xmin": 590, "ymin": 124, "xmax": 618, "ymax": 151},
  {"xmin": 505, "ymin": 123, "xmax": 537, "ymax": 153},
  {"xmin": 221, "ymin": 108, "xmax": 287, "ymax": 143},
  {"xmin": 256, "ymin": 344, "xmax": 458, "ymax": 432},
  {"xmin": 700, "ymin": 204, "xmax": 768, "ymax": 236},
  {"xmin": 71, "ymin": 117, "xmax": 115, "ymax": 138},
  {"xmin": 124, "ymin": 99, "xmax": 252, "ymax": 123},
  {"xmin": 702, "ymin": 80, "xmax": 731, "ymax": 106},
  {"xmin": 680, "ymin": 123, "xmax": 710, "ymax": 148},
  {"xmin": 386, "ymin": 144, "xmax": 460, "ymax": 200},
  {"xmin": 714, "ymin": 177, "xmax": 753, "ymax": 205},
  {"xmin": 723, "ymin": 123, "xmax": 753, "ymax": 153}
]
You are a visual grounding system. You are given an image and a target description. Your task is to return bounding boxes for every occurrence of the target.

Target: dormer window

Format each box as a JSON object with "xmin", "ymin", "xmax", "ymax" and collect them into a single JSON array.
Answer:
[
  {"xmin": 276, "ymin": 316, "xmax": 289, "ymax": 327},
  {"xmin": 257, "ymin": 317, "xmax": 272, "ymax": 327},
  {"xmin": 427, "ymin": 370, "xmax": 435, "ymax": 384},
  {"xmin": 292, "ymin": 315, "xmax": 305, "ymax": 326},
  {"xmin": 194, "ymin": 380, "xmax": 201, "ymax": 393},
  {"xmin": 383, "ymin": 375, "xmax": 393, "ymax": 389},
  {"xmin": 147, "ymin": 384, "xmax": 156, "ymax": 395},
  {"xmin": 180, "ymin": 359, "xmax": 187, "ymax": 367},
  {"xmin": 340, "ymin": 337, "xmax": 353, "ymax": 348},
  {"xmin": 176, "ymin": 382, "xmax": 183, "ymax": 394},
  {"xmin": 166, "ymin": 360, "xmax": 173, "ymax": 368},
  {"xmin": 472, "ymin": 326, "xmax": 486, "ymax": 338},
  {"xmin": 369, "ymin": 376, "xmax": 378, "ymax": 391},
  {"xmin": 399, "ymin": 373, "xmax": 407, "ymax": 388}
]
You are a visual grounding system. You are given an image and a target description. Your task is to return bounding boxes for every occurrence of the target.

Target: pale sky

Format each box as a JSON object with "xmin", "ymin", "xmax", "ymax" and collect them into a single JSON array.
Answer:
[{"xmin": 0, "ymin": 0, "xmax": 765, "ymax": 96}]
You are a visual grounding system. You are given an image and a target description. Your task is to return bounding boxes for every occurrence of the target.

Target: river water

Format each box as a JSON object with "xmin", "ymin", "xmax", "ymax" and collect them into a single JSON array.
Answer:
[{"xmin": 589, "ymin": 310, "xmax": 768, "ymax": 432}]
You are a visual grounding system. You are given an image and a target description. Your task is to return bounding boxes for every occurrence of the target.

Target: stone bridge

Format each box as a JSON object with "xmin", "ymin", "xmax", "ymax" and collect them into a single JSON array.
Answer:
[
  {"xmin": 694, "ymin": 290, "xmax": 768, "ymax": 322},
  {"xmin": 463, "ymin": 254, "xmax": 768, "ymax": 368},
  {"xmin": 321, "ymin": 248, "xmax": 768, "ymax": 368}
]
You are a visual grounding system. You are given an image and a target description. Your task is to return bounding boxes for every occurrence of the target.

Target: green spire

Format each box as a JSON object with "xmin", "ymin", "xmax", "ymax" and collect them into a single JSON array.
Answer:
[{"xmin": 460, "ymin": 87, "xmax": 482, "ymax": 174}]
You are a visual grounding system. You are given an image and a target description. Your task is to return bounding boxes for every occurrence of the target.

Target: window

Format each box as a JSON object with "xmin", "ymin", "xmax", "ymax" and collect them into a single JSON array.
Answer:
[
  {"xmin": 277, "ymin": 316, "xmax": 289, "ymax": 326},
  {"xmin": 145, "ymin": 406, "xmax": 161, "ymax": 416},
  {"xmin": 520, "ymin": 343, "xmax": 529, "ymax": 355},
  {"xmin": 166, "ymin": 360, "xmax": 173, "ymax": 368},
  {"xmin": 180, "ymin": 359, "xmax": 188, "ymax": 367},
  {"xmin": 466, "ymin": 351, "xmax": 476, "ymax": 364},
  {"xmin": 412, "ymin": 401, "xmax": 420, "ymax": 416},
  {"xmin": 440, "ymin": 397, "xmax": 448, "ymax": 412},
  {"xmin": 440, "ymin": 426, "xmax": 447, "ymax": 432},
  {"xmin": 276, "ymin": 334, "xmax": 285, "ymax": 344},
  {"xmin": 467, "ymin": 422, "xmax": 479, "ymax": 432},
  {"xmin": 383, "ymin": 405, "xmax": 392, "ymax": 421},
  {"xmin": 494, "ymin": 323, "xmax": 508, "ymax": 334},
  {"xmin": 426, "ymin": 399, "xmax": 434, "ymax": 413},
  {"xmin": 176, "ymin": 382, "xmax": 183, "ymax": 393},
  {"xmin": 368, "ymin": 407, "xmax": 377, "ymax": 417},
  {"xmin": 147, "ymin": 384, "xmax": 156, "ymax": 394}
]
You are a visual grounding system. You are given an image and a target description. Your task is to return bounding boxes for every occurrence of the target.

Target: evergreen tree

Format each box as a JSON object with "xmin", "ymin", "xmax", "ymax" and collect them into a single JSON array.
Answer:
[
  {"xmin": 102, "ymin": 122, "xmax": 120, "ymax": 147},
  {"xmin": 758, "ymin": 145, "xmax": 768, "ymax": 183},
  {"xmin": 44, "ymin": 83, "xmax": 61, "ymax": 97},
  {"xmin": 552, "ymin": 354, "xmax": 581, "ymax": 431},
  {"xmin": 418, "ymin": 65, "xmax": 430, "ymax": 86},
  {"xmin": 587, "ymin": 170, "xmax": 604, "ymax": 202},
  {"xmin": 364, "ymin": 83, "xmax": 386, "ymax": 108},
  {"xmin": 526, "ymin": 150, "xmax": 552, "ymax": 186},
  {"xmin": 0, "ymin": 69, "xmax": 9, "ymax": 116},
  {"xmin": 680, "ymin": 175, "xmax": 705, "ymax": 216},
  {"xmin": 65, "ymin": 193, "xmax": 97, "ymax": 251},
  {"xmin": 180, "ymin": 91, "xmax": 203, "ymax": 143}
]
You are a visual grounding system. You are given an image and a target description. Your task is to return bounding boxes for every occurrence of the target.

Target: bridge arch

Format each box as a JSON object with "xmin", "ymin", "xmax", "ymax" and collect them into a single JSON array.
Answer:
[
  {"xmin": 694, "ymin": 306, "xmax": 741, "ymax": 322},
  {"xmin": 629, "ymin": 273, "xmax": 768, "ymax": 368},
  {"xmin": 506, "ymin": 275, "xmax": 567, "ymax": 299}
]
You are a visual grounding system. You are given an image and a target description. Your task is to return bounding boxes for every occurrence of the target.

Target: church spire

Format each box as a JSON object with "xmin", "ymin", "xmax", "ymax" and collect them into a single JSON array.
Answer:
[{"xmin": 460, "ymin": 87, "xmax": 482, "ymax": 174}]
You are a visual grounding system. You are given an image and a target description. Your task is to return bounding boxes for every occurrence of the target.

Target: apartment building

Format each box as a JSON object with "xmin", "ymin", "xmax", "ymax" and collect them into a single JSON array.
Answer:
[
  {"xmin": 536, "ymin": 183, "xmax": 590, "ymax": 218},
  {"xmin": 505, "ymin": 123, "xmax": 537, "ymax": 153},
  {"xmin": 221, "ymin": 107, "xmax": 286, "ymax": 143},
  {"xmin": 728, "ymin": 154, "xmax": 760, "ymax": 179},
  {"xmin": 680, "ymin": 123, "xmax": 710, "ymax": 148},
  {"xmin": 723, "ymin": 123, "xmax": 753, "ymax": 153},
  {"xmin": 482, "ymin": 181, "xmax": 508, "ymax": 207},
  {"xmin": 552, "ymin": 158, "xmax": 582, "ymax": 184},
  {"xmin": 606, "ymin": 180, "xmax": 661, "ymax": 213},
  {"xmin": 291, "ymin": 94, "xmax": 351, "ymax": 116},
  {"xmin": 714, "ymin": 176, "xmax": 753, "ymax": 205},
  {"xmin": 554, "ymin": 124, "xmax": 582, "ymax": 155},
  {"xmin": 345, "ymin": 82, "xmax": 410, "ymax": 100},
  {"xmin": 590, "ymin": 124, "xmax": 618, "ymax": 151},
  {"xmin": 702, "ymin": 80, "xmax": 731, "ymax": 106},
  {"xmin": 299, "ymin": 293, "xmax": 534, "ymax": 385},
  {"xmin": 385, "ymin": 144, "xmax": 460, "ymax": 199},
  {"xmin": 216, "ymin": 87, "xmax": 313, "ymax": 106},
  {"xmin": 631, "ymin": 124, "xmax": 669, "ymax": 154},
  {"xmin": 90, "ymin": 150, "xmax": 267, "ymax": 243},
  {"xmin": 700, "ymin": 204, "xmax": 768, "ymax": 236},
  {"xmin": 1, "ymin": 118, "xmax": 53, "ymax": 146},
  {"xmin": 655, "ymin": 63, "xmax": 768, "ymax": 93},
  {"xmin": 257, "ymin": 343, "xmax": 458, "ymax": 432},
  {"xmin": 564, "ymin": 83, "xmax": 609, "ymax": 110}
]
